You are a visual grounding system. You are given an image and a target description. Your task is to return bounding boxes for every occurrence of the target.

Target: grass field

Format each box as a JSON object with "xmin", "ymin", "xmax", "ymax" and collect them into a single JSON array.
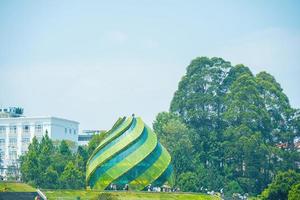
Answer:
[
  {"xmin": 0, "ymin": 181, "xmax": 36, "ymax": 192},
  {"xmin": 44, "ymin": 190, "xmax": 220, "ymax": 200},
  {"xmin": 0, "ymin": 182, "xmax": 220, "ymax": 200}
]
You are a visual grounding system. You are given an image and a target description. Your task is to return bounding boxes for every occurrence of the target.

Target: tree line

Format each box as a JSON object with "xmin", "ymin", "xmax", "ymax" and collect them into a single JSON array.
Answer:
[
  {"xmin": 20, "ymin": 132, "xmax": 105, "ymax": 189},
  {"xmin": 153, "ymin": 57, "xmax": 300, "ymax": 198},
  {"xmin": 20, "ymin": 135, "xmax": 86, "ymax": 189}
]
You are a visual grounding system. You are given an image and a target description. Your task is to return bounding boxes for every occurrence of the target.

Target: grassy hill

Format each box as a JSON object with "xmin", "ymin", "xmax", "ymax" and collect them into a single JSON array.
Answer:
[
  {"xmin": 0, "ymin": 182, "xmax": 36, "ymax": 192},
  {"xmin": 44, "ymin": 190, "xmax": 220, "ymax": 200}
]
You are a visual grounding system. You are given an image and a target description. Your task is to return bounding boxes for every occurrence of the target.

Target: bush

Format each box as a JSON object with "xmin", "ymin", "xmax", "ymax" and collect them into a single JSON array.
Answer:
[
  {"xmin": 177, "ymin": 172, "xmax": 198, "ymax": 192},
  {"xmin": 224, "ymin": 180, "xmax": 244, "ymax": 197},
  {"xmin": 260, "ymin": 170, "xmax": 300, "ymax": 200},
  {"xmin": 288, "ymin": 183, "xmax": 300, "ymax": 200},
  {"xmin": 97, "ymin": 193, "xmax": 118, "ymax": 200}
]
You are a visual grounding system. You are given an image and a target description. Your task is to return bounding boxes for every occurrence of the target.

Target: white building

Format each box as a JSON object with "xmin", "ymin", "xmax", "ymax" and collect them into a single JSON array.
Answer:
[{"xmin": 0, "ymin": 107, "xmax": 79, "ymax": 178}]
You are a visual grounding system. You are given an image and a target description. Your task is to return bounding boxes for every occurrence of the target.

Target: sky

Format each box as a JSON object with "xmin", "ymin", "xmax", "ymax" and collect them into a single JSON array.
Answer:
[{"xmin": 1, "ymin": 0, "xmax": 300, "ymax": 130}]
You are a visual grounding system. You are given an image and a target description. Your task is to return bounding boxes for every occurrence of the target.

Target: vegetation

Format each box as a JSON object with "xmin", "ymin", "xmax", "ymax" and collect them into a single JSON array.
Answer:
[
  {"xmin": 44, "ymin": 190, "xmax": 219, "ymax": 200},
  {"xmin": 153, "ymin": 57, "xmax": 300, "ymax": 198},
  {"xmin": 260, "ymin": 170, "xmax": 300, "ymax": 200},
  {"xmin": 288, "ymin": 182, "xmax": 300, "ymax": 200},
  {"xmin": 87, "ymin": 131, "xmax": 107, "ymax": 155},
  {"xmin": 0, "ymin": 182, "xmax": 35, "ymax": 192},
  {"xmin": 20, "ymin": 135, "xmax": 88, "ymax": 189},
  {"xmin": 19, "ymin": 131, "xmax": 106, "ymax": 190}
]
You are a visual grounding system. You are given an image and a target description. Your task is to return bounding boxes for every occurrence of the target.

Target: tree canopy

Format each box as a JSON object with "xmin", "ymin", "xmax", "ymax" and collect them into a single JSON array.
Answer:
[
  {"xmin": 20, "ymin": 135, "xmax": 87, "ymax": 189},
  {"xmin": 154, "ymin": 56, "xmax": 300, "ymax": 197}
]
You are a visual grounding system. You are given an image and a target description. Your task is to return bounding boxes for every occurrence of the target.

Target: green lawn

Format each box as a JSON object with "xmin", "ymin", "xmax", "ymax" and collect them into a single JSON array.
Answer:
[
  {"xmin": 0, "ymin": 181, "xmax": 36, "ymax": 192},
  {"xmin": 0, "ymin": 182, "xmax": 220, "ymax": 200},
  {"xmin": 44, "ymin": 190, "xmax": 220, "ymax": 200}
]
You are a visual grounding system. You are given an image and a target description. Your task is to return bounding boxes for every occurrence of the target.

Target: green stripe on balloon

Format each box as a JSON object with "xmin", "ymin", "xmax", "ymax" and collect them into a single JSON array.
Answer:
[
  {"xmin": 86, "ymin": 116, "xmax": 174, "ymax": 191},
  {"xmin": 86, "ymin": 117, "xmax": 142, "ymax": 183}
]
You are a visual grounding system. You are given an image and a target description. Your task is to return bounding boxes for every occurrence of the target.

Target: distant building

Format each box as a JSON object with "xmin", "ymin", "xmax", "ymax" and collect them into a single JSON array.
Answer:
[
  {"xmin": 78, "ymin": 130, "xmax": 104, "ymax": 146},
  {"xmin": 0, "ymin": 107, "xmax": 79, "ymax": 179}
]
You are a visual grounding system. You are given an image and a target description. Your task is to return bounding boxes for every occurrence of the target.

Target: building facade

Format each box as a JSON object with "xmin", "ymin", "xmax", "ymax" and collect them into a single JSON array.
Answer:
[{"xmin": 0, "ymin": 107, "xmax": 79, "ymax": 178}]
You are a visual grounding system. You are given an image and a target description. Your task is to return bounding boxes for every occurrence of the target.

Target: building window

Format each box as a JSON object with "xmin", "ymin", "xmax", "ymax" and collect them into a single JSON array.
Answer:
[
  {"xmin": 35, "ymin": 124, "xmax": 42, "ymax": 133},
  {"xmin": 9, "ymin": 138, "xmax": 17, "ymax": 144},
  {"xmin": 0, "ymin": 150, "xmax": 4, "ymax": 157},
  {"xmin": 21, "ymin": 138, "xmax": 30, "ymax": 144},
  {"xmin": 9, "ymin": 151, "xmax": 17, "ymax": 159},
  {"xmin": 9, "ymin": 126, "xmax": 17, "ymax": 134},
  {"xmin": 0, "ymin": 139, "xmax": 5, "ymax": 145},
  {"xmin": 23, "ymin": 125, "xmax": 30, "ymax": 134},
  {"xmin": 69, "ymin": 129, "xmax": 71, "ymax": 134},
  {"xmin": 0, "ymin": 126, "xmax": 6, "ymax": 134},
  {"xmin": 78, "ymin": 135, "xmax": 93, "ymax": 141},
  {"xmin": 0, "ymin": 126, "xmax": 6, "ymax": 137},
  {"xmin": 73, "ymin": 129, "xmax": 76, "ymax": 135}
]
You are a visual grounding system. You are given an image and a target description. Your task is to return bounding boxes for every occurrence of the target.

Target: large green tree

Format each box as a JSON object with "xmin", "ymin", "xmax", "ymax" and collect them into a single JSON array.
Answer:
[
  {"xmin": 222, "ymin": 72, "xmax": 272, "ymax": 193},
  {"xmin": 154, "ymin": 56, "xmax": 300, "ymax": 196},
  {"xmin": 256, "ymin": 72, "xmax": 294, "ymax": 145},
  {"xmin": 170, "ymin": 57, "xmax": 231, "ymax": 172}
]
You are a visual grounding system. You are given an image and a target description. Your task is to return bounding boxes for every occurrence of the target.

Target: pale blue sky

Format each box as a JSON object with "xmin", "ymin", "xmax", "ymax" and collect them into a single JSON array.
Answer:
[{"xmin": 1, "ymin": 0, "xmax": 300, "ymax": 130}]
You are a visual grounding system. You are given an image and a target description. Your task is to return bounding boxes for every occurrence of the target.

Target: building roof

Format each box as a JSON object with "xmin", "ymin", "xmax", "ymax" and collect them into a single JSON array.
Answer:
[{"xmin": 0, "ymin": 116, "xmax": 79, "ymax": 124}]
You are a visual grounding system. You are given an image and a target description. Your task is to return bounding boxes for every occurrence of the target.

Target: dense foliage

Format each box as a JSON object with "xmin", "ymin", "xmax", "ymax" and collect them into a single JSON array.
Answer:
[
  {"xmin": 261, "ymin": 170, "xmax": 300, "ymax": 200},
  {"xmin": 20, "ymin": 135, "xmax": 88, "ymax": 189},
  {"xmin": 153, "ymin": 57, "xmax": 300, "ymax": 197},
  {"xmin": 288, "ymin": 182, "xmax": 300, "ymax": 200}
]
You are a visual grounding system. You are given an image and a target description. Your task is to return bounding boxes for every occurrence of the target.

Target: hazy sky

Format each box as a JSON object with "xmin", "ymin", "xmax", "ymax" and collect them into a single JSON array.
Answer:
[{"xmin": 1, "ymin": 0, "xmax": 300, "ymax": 130}]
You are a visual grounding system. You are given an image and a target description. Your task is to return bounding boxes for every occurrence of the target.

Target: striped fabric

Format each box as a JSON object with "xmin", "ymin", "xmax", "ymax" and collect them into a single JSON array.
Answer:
[{"xmin": 86, "ymin": 116, "xmax": 174, "ymax": 191}]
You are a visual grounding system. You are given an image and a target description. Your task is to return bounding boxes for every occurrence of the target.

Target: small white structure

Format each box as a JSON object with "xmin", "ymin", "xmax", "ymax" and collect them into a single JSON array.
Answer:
[
  {"xmin": 78, "ymin": 130, "xmax": 103, "ymax": 146},
  {"xmin": 0, "ymin": 107, "xmax": 79, "ymax": 178}
]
